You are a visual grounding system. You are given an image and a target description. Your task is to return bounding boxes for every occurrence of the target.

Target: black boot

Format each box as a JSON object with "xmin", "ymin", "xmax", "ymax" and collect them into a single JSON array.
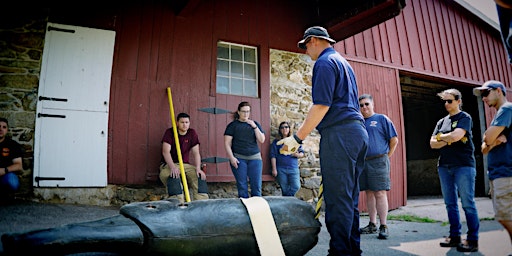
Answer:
[
  {"xmin": 457, "ymin": 240, "xmax": 478, "ymax": 252},
  {"xmin": 439, "ymin": 236, "xmax": 461, "ymax": 247}
]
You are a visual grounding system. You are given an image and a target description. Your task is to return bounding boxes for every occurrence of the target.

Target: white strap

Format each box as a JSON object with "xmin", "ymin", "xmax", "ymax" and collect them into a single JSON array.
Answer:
[{"xmin": 240, "ymin": 197, "xmax": 286, "ymax": 256}]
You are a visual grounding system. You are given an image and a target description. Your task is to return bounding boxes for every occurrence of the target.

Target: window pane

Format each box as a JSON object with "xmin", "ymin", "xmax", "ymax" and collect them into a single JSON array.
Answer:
[
  {"xmin": 231, "ymin": 78, "xmax": 243, "ymax": 95},
  {"xmin": 217, "ymin": 60, "xmax": 229, "ymax": 76},
  {"xmin": 244, "ymin": 63, "xmax": 256, "ymax": 79},
  {"xmin": 218, "ymin": 44, "xmax": 229, "ymax": 59},
  {"xmin": 244, "ymin": 79, "xmax": 257, "ymax": 97},
  {"xmin": 244, "ymin": 48, "xmax": 255, "ymax": 63},
  {"xmin": 231, "ymin": 45, "xmax": 243, "ymax": 61},
  {"xmin": 231, "ymin": 62, "xmax": 243, "ymax": 78},
  {"xmin": 216, "ymin": 76, "xmax": 229, "ymax": 94}
]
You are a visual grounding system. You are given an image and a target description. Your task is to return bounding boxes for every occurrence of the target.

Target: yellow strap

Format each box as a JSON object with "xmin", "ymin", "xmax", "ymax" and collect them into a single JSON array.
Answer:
[{"xmin": 240, "ymin": 197, "xmax": 286, "ymax": 256}]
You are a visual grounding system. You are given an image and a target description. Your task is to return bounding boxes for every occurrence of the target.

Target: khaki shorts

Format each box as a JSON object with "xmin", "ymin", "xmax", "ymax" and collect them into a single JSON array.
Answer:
[{"xmin": 490, "ymin": 177, "xmax": 512, "ymax": 221}]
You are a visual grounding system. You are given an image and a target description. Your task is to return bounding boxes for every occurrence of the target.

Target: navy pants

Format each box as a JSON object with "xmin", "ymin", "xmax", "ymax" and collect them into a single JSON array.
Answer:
[{"xmin": 320, "ymin": 121, "xmax": 368, "ymax": 256}]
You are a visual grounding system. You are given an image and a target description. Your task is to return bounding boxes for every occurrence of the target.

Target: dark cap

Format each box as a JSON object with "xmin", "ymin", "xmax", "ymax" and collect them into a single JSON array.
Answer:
[
  {"xmin": 297, "ymin": 26, "xmax": 336, "ymax": 49},
  {"xmin": 473, "ymin": 80, "xmax": 507, "ymax": 96}
]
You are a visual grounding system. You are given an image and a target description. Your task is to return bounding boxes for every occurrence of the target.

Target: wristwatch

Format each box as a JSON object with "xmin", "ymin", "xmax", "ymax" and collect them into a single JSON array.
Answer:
[{"xmin": 4, "ymin": 167, "xmax": 8, "ymax": 173}]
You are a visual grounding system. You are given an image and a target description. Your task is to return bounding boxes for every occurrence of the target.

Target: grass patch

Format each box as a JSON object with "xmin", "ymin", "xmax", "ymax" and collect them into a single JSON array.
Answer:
[{"xmin": 388, "ymin": 214, "xmax": 439, "ymax": 223}]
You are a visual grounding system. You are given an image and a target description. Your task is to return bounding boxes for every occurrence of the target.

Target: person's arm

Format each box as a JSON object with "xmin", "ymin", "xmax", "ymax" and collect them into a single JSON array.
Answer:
[
  {"xmin": 2, "ymin": 157, "xmax": 22, "ymax": 175},
  {"xmin": 162, "ymin": 142, "xmax": 180, "ymax": 178},
  {"xmin": 437, "ymin": 128, "xmax": 466, "ymax": 144},
  {"xmin": 247, "ymin": 119, "xmax": 265, "ymax": 144},
  {"xmin": 190, "ymin": 144, "xmax": 206, "ymax": 180},
  {"xmin": 482, "ymin": 125, "xmax": 507, "ymax": 154},
  {"xmin": 296, "ymin": 104, "xmax": 330, "ymax": 140},
  {"xmin": 388, "ymin": 137, "xmax": 398, "ymax": 158},
  {"xmin": 271, "ymin": 157, "xmax": 277, "ymax": 177},
  {"xmin": 224, "ymin": 135, "xmax": 238, "ymax": 169},
  {"xmin": 430, "ymin": 135, "xmax": 448, "ymax": 149}
]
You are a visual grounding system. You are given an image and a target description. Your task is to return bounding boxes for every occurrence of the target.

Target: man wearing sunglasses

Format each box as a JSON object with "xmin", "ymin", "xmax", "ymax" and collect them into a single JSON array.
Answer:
[
  {"xmin": 474, "ymin": 80, "xmax": 512, "ymax": 252},
  {"xmin": 358, "ymin": 94, "xmax": 398, "ymax": 240},
  {"xmin": 430, "ymin": 88, "xmax": 479, "ymax": 252}
]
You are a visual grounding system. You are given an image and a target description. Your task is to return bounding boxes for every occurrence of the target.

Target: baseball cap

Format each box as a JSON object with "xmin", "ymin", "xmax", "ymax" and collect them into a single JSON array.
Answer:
[
  {"xmin": 473, "ymin": 80, "xmax": 507, "ymax": 96},
  {"xmin": 298, "ymin": 26, "xmax": 336, "ymax": 49}
]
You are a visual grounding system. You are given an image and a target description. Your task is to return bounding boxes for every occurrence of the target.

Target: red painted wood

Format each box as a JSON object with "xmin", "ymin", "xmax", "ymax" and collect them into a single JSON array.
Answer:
[
  {"xmin": 402, "ymin": 0, "xmax": 423, "ymax": 69},
  {"xmin": 351, "ymin": 61, "xmax": 406, "ymax": 211}
]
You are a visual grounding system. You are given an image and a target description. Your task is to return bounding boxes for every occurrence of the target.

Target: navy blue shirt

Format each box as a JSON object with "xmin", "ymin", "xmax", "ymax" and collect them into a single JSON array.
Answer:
[
  {"xmin": 365, "ymin": 113, "xmax": 398, "ymax": 156},
  {"xmin": 312, "ymin": 47, "xmax": 363, "ymax": 132},
  {"xmin": 487, "ymin": 102, "xmax": 512, "ymax": 180},
  {"xmin": 224, "ymin": 120, "xmax": 264, "ymax": 156},
  {"xmin": 432, "ymin": 111, "xmax": 475, "ymax": 168}
]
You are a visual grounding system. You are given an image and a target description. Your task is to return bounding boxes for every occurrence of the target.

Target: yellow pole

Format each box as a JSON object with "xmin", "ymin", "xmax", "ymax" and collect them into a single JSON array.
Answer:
[
  {"xmin": 166, "ymin": 87, "xmax": 191, "ymax": 203},
  {"xmin": 315, "ymin": 180, "xmax": 323, "ymax": 219}
]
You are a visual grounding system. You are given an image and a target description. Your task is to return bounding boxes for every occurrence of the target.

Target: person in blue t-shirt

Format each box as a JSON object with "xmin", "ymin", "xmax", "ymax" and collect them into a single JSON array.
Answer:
[
  {"xmin": 270, "ymin": 121, "xmax": 305, "ymax": 197},
  {"xmin": 474, "ymin": 80, "xmax": 512, "ymax": 252},
  {"xmin": 430, "ymin": 88, "xmax": 479, "ymax": 252},
  {"xmin": 358, "ymin": 94, "xmax": 398, "ymax": 240},
  {"xmin": 224, "ymin": 101, "xmax": 265, "ymax": 198},
  {"xmin": 278, "ymin": 26, "xmax": 368, "ymax": 256}
]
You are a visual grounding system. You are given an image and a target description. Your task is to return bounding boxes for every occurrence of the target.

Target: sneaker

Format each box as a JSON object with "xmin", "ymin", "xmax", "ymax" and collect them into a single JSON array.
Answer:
[
  {"xmin": 359, "ymin": 222, "xmax": 377, "ymax": 234},
  {"xmin": 439, "ymin": 236, "xmax": 461, "ymax": 247},
  {"xmin": 457, "ymin": 240, "xmax": 478, "ymax": 252},
  {"xmin": 378, "ymin": 224, "xmax": 389, "ymax": 239}
]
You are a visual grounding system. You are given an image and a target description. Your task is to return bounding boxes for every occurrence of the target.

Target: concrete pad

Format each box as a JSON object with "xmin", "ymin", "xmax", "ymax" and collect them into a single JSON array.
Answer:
[{"xmin": 390, "ymin": 229, "xmax": 512, "ymax": 255}]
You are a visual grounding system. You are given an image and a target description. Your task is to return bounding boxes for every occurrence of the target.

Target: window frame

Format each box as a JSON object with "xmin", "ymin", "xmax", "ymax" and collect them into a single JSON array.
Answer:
[{"xmin": 216, "ymin": 41, "xmax": 259, "ymax": 98}]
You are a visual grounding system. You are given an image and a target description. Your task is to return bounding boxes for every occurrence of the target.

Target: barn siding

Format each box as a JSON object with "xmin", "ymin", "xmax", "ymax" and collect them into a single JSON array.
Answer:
[
  {"xmin": 350, "ymin": 62, "xmax": 406, "ymax": 210},
  {"xmin": 338, "ymin": 0, "xmax": 512, "ymax": 87}
]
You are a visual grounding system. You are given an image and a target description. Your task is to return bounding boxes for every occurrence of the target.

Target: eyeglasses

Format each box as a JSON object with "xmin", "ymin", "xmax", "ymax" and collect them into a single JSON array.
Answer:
[
  {"xmin": 480, "ymin": 89, "xmax": 493, "ymax": 98},
  {"xmin": 279, "ymin": 126, "xmax": 290, "ymax": 129},
  {"xmin": 443, "ymin": 99, "xmax": 455, "ymax": 104},
  {"xmin": 359, "ymin": 102, "xmax": 370, "ymax": 107}
]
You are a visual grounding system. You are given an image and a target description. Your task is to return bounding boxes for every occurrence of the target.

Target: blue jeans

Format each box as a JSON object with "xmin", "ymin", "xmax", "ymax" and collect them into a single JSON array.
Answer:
[
  {"xmin": 438, "ymin": 166, "xmax": 480, "ymax": 241},
  {"xmin": 0, "ymin": 172, "xmax": 20, "ymax": 192},
  {"xmin": 320, "ymin": 121, "xmax": 368, "ymax": 256},
  {"xmin": 230, "ymin": 158, "xmax": 262, "ymax": 198},
  {"xmin": 276, "ymin": 167, "xmax": 300, "ymax": 196}
]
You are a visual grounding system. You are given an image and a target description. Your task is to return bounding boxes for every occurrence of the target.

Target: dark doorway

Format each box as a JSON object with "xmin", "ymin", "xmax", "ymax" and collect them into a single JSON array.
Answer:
[{"xmin": 401, "ymin": 76, "xmax": 486, "ymax": 197}]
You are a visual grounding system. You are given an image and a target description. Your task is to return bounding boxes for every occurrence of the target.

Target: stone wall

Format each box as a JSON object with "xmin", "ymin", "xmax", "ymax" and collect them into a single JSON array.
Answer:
[
  {"xmin": 1, "ymin": 16, "xmax": 322, "ymax": 206},
  {"xmin": 269, "ymin": 49, "xmax": 322, "ymax": 202},
  {"xmin": 0, "ymin": 14, "xmax": 46, "ymax": 196}
]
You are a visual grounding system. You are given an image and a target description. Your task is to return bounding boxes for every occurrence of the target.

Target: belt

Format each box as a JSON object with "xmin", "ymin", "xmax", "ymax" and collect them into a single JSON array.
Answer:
[
  {"xmin": 340, "ymin": 119, "xmax": 363, "ymax": 125},
  {"xmin": 365, "ymin": 154, "xmax": 386, "ymax": 161}
]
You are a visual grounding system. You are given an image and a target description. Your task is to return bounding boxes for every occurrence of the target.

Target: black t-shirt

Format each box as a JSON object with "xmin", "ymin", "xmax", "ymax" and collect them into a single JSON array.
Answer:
[
  {"xmin": 0, "ymin": 137, "xmax": 23, "ymax": 168},
  {"xmin": 432, "ymin": 111, "xmax": 475, "ymax": 167}
]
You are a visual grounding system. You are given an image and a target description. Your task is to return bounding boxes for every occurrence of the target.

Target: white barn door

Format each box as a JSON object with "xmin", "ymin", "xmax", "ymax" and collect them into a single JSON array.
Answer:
[{"xmin": 34, "ymin": 23, "xmax": 115, "ymax": 187}]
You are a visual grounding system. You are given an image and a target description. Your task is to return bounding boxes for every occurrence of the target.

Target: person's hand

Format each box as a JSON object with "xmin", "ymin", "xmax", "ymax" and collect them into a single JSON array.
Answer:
[
  {"xmin": 497, "ymin": 134, "xmax": 507, "ymax": 145},
  {"xmin": 272, "ymin": 169, "xmax": 277, "ymax": 177},
  {"xmin": 277, "ymin": 136, "xmax": 301, "ymax": 155},
  {"xmin": 197, "ymin": 170, "xmax": 207, "ymax": 180},
  {"xmin": 229, "ymin": 156, "xmax": 239, "ymax": 169},
  {"xmin": 170, "ymin": 165, "xmax": 180, "ymax": 178}
]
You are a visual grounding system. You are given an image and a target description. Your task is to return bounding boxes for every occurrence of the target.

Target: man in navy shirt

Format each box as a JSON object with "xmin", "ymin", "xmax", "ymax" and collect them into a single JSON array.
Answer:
[
  {"xmin": 279, "ymin": 26, "xmax": 368, "ymax": 256},
  {"xmin": 358, "ymin": 94, "xmax": 398, "ymax": 240},
  {"xmin": 474, "ymin": 80, "xmax": 512, "ymax": 252}
]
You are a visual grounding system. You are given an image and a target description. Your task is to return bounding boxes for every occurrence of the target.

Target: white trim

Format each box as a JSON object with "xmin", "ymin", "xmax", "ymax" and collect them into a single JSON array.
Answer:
[{"xmin": 454, "ymin": 0, "xmax": 500, "ymax": 31}]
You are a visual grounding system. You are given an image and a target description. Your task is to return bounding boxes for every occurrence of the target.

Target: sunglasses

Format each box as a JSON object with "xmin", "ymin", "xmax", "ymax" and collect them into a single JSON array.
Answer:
[
  {"xmin": 359, "ymin": 102, "xmax": 370, "ymax": 107},
  {"xmin": 443, "ymin": 99, "xmax": 455, "ymax": 104},
  {"xmin": 480, "ymin": 89, "xmax": 492, "ymax": 97},
  {"xmin": 279, "ymin": 126, "xmax": 290, "ymax": 129}
]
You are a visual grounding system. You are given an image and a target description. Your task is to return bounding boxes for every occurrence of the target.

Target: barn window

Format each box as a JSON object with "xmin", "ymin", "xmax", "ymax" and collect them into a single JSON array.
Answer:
[{"xmin": 216, "ymin": 42, "xmax": 258, "ymax": 97}]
